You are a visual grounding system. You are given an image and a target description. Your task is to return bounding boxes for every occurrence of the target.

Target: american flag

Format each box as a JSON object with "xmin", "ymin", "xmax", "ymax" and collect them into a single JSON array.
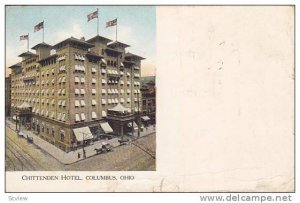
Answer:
[
  {"xmin": 34, "ymin": 21, "xmax": 44, "ymax": 32},
  {"xmin": 20, "ymin": 34, "xmax": 29, "ymax": 41},
  {"xmin": 106, "ymin": 18, "xmax": 117, "ymax": 28},
  {"xmin": 87, "ymin": 10, "xmax": 98, "ymax": 22}
]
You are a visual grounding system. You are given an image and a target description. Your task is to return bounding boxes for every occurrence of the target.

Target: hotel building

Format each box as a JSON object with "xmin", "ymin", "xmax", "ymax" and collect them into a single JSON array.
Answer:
[{"xmin": 9, "ymin": 35, "xmax": 145, "ymax": 151}]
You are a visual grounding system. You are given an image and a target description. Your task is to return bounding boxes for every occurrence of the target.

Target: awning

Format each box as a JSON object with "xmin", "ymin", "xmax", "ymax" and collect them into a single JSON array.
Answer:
[
  {"xmin": 141, "ymin": 116, "xmax": 151, "ymax": 121},
  {"xmin": 73, "ymin": 127, "xmax": 93, "ymax": 142},
  {"xmin": 100, "ymin": 122, "xmax": 113, "ymax": 133},
  {"xmin": 108, "ymin": 103, "xmax": 130, "ymax": 113}
]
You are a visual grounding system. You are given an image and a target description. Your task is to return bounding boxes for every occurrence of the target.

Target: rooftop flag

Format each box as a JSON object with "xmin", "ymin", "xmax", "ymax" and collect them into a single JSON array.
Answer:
[
  {"xmin": 106, "ymin": 18, "xmax": 117, "ymax": 28},
  {"xmin": 20, "ymin": 34, "xmax": 29, "ymax": 41},
  {"xmin": 87, "ymin": 10, "xmax": 98, "ymax": 22},
  {"xmin": 20, "ymin": 33, "xmax": 30, "ymax": 51},
  {"xmin": 34, "ymin": 21, "xmax": 44, "ymax": 32}
]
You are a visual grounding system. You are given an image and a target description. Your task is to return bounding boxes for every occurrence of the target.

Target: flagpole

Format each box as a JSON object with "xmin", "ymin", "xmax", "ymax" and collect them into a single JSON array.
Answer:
[
  {"xmin": 43, "ymin": 20, "xmax": 45, "ymax": 42},
  {"xmin": 27, "ymin": 33, "xmax": 29, "ymax": 51},
  {"xmin": 116, "ymin": 18, "xmax": 118, "ymax": 41},
  {"xmin": 97, "ymin": 8, "xmax": 99, "ymax": 35}
]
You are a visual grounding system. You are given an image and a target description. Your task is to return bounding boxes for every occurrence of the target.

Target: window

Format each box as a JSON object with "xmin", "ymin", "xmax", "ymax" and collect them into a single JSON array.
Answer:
[
  {"xmin": 58, "ymin": 113, "xmax": 62, "ymax": 120},
  {"xmin": 61, "ymin": 114, "xmax": 66, "ymax": 122},
  {"xmin": 92, "ymin": 112, "xmax": 97, "ymax": 119},
  {"xmin": 75, "ymin": 77, "xmax": 80, "ymax": 83},
  {"xmin": 81, "ymin": 100, "xmax": 85, "ymax": 107},
  {"xmin": 75, "ymin": 114, "xmax": 80, "ymax": 122},
  {"xmin": 92, "ymin": 99, "xmax": 96, "ymax": 106},
  {"xmin": 62, "ymin": 100, "xmax": 66, "ymax": 107},
  {"xmin": 92, "ymin": 89, "xmax": 96, "ymax": 95},
  {"xmin": 81, "ymin": 113, "xmax": 85, "ymax": 121},
  {"xmin": 75, "ymin": 100, "xmax": 80, "ymax": 107},
  {"xmin": 60, "ymin": 130, "xmax": 65, "ymax": 142}
]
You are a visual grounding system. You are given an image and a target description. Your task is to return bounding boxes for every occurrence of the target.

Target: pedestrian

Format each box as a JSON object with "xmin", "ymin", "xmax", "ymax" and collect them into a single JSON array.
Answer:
[
  {"xmin": 78, "ymin": 152, "xmax": 81, "ymax": 159},
  {"xmin": 83, "ymin": 149, "xmax": 86, "ymax": 159}
]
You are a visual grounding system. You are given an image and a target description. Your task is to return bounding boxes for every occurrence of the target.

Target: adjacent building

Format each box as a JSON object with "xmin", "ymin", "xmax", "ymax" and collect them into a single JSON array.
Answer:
[
  {"xmin": 9, "ymin": 35, "xmax": 145, "ymax": 151},
  {"xmin": 5, "ymin": 75, "xmax": 12, "ymax": 116},
  {"xmin": 140, "ymin": 77, "xmax": 156, "ymax": 124}
]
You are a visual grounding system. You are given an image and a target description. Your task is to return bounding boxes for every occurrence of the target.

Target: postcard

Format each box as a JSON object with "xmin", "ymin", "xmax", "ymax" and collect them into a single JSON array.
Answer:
[{"xmin": 5, "ymin": 5, "xmax": 294, "ymax": 192}]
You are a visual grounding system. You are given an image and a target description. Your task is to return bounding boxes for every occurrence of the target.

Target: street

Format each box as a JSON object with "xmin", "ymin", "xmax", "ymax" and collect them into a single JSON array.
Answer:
[{"xmin": 5, "ymin": 126, "xmax": 156, "ymax": 171}]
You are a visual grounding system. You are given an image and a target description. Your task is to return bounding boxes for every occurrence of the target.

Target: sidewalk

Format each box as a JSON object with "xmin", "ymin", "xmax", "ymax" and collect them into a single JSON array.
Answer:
[{"xmin": 6, "ymin": 119, "xmax": 155, "ymax": 165}]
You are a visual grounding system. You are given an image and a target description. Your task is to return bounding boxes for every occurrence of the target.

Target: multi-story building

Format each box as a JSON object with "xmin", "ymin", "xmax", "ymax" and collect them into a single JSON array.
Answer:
[
  {"xmin": 141, "ymin": 78, "xmax": 156, "ymax": 124},
  {"xmin": 5, "ymin": 75, "xmax": 12, "ymax": 116},
  {"xmin": 9, "ymin": 35, "xmax": 144, "ymax": 151}
]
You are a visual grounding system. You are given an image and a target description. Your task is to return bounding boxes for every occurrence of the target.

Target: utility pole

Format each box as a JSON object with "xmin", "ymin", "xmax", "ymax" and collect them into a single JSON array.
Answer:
[
  {"xmin": 15, "ymin": 115, "xmax": 18, "ymax": 132},
  {"xmin": 138, "ymin": 92, "xmax": 140, "ymax": 138},
  {"xmin": 82, "ymin": 133, "xmax": 86, "ymax": 159}
]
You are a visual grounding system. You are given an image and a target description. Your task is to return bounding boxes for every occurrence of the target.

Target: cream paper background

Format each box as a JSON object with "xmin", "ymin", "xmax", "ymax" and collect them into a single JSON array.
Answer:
[{"xmin": 6, "ymin": 6, "xmax": 294, "ymax": 192}]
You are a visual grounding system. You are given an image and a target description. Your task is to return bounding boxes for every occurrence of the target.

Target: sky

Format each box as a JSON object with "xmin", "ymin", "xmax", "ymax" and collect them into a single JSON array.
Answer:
[{"xmin": 5, "ymin": 6, "xmax": 156, "ymax": 76}]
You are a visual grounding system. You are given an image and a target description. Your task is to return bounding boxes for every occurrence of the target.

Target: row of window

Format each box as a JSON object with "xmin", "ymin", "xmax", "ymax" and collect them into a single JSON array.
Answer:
[
  {"xmin": 11, "ymin": 78, "xmax": 141, "ymax": 89},
  {"xmin": 11, "ymin": 67, "xmax": 139, "ymax": 85},
  {"xmin": 11, "ymin": 94, "xmax": 141, "ymax": 105},
  {"xmin": 11, "ymin": 88, "xmax": 140, "ymax": 97},
  {"xmin": 32, "ymin": 111, "xmax": 107, "ymax": 122}
]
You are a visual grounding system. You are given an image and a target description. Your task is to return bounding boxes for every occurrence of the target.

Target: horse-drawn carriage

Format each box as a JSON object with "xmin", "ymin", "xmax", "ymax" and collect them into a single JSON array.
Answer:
[{"xmin": 94, "ymin": 142, "xmax": 113, "ymax": 154}]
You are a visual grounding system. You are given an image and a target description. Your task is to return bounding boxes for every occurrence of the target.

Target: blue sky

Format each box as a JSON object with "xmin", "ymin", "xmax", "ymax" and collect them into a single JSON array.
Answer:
[{"xmin": 6, "ymin": 6, "xmax": 156, "ymax": 76}]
